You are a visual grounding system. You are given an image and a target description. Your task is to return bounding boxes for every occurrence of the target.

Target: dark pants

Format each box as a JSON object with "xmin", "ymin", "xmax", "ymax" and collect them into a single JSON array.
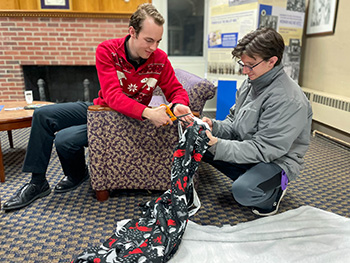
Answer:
[
  {"xmin": 22, "ymin": 101, "xmax": 93, "ymax": 182},
  {"xmin": 202, "ymin": 151, "xmax": 283, "ymax": 210}
]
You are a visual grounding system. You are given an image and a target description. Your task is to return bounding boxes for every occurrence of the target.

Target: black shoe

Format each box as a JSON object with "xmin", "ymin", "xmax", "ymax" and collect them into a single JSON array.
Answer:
[
  {"xmin": 252, "ymin": 188, "xmax": 287, "ymax": 216},
  {"xmin": 3, "ymin": 181, "xmax": 51, "ymax": 211},
  {"xmin": 54, "ymin": 174, "xmax": 89, "ymax": 193}
]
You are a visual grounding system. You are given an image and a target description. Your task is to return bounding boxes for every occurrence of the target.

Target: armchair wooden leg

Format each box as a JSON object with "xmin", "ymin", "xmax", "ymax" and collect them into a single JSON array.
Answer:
[{"xmin": 95, "ymin": 190, "xmax": 109, "ymax": 202}]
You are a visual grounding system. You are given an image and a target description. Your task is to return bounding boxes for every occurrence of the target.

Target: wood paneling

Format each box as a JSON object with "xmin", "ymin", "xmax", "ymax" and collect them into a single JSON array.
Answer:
[
  {"xmin": 0, "ymin": 0, "xmax": 19, "ymax": 10},
  {"xmin": 72, "ymin": 0, "xmax": 99, "ymax": 12},
  {"xmin": 99, "ymin": 0, "xmax": 151, "ymax": 13},
  {"xmin": 18, "ymin": 0, "xmax": 37, "ymax": 10},
  {"xmin": 0, "ymin": 0, "xmax": 151, "ymax": 17}
]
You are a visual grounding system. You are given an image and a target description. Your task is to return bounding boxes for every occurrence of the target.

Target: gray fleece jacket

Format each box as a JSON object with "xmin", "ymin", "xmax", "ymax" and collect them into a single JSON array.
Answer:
[{"xmin": 211, "ymin": 64, "xmax": 313, "ymax": 181}]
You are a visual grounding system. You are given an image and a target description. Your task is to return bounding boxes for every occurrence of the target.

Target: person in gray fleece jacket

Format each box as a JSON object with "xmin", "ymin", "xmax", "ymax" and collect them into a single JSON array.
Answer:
[{"xmin": 202, "ymin": 27, "xmax": 313, "ymax": 216}]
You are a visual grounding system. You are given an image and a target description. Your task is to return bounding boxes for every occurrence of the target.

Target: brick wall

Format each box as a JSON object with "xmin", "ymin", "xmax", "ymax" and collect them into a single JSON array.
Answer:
[{"xmin": 0, "ymin": 16, "xmax": 129, "ymax": 102}]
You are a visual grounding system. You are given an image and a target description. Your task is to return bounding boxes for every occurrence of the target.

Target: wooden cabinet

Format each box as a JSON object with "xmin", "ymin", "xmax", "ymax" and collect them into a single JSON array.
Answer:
[{"xmin": 0, "ymin": 0, "xmax": 151, "ymax": 17}]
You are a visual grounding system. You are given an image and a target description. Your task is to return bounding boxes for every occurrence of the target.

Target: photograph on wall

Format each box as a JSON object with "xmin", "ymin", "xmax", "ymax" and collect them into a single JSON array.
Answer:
[
  {"xmin": 208, "ymin": 30, "xmax": 222, "ymax": 47},
  {"xmin": 306, "ymin": 0, "xmax": 338, "ymax": 35},
  {"xmin": 282, "ymin": 38, "xmax": 301, "ymax": 81},
  {"xmin": 39, "ymin": 0, "xmax": 71, "ymax": 10},
  {"xmin": 259, "ymin": 12, "xmax": 278, "ymax": 29},
  {"xmin": 286, "ymin": 0, "xmax": 306, "ymax": 12},
  {"xmin": 208, "ymin": 1, "xmax": 258, "ymax": 76}
]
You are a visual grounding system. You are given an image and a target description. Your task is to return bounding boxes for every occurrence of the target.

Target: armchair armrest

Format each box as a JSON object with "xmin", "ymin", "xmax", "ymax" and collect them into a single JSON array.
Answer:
[
  {"xmin": 88, "ymin": 105, "xmax": 112, "ymax": 111},
  {"xmin": 88, "ymin": 105, "xmax": 200, "ymax": 117}
]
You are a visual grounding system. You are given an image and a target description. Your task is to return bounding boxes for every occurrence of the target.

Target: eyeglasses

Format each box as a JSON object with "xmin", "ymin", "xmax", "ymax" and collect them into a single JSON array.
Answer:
[{"xmin": 237, "ymin": 59, "xmax": 265, "ymax": 71}]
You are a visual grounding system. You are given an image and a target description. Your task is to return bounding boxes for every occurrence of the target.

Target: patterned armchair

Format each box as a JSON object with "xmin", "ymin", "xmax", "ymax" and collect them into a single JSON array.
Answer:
[{"xmin": 87, "ymin": 68, "xmax": 216, "ymax": 201}]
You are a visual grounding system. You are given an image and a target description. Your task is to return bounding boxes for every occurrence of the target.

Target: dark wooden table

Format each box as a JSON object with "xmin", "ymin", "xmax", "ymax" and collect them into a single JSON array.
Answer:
[{"xmin": 0, "ymin": 101, "xmax": 52, "ymax": 182}]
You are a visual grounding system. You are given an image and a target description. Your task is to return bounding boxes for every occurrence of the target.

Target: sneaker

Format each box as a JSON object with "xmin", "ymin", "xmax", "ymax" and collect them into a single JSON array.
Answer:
[
  {"xmin": 2, "ymin": 181, "xmax": 51, "ymax": 211},
  {"xmin": 252, "ymin": 188, "xmax": 286, "ymax": 216}
]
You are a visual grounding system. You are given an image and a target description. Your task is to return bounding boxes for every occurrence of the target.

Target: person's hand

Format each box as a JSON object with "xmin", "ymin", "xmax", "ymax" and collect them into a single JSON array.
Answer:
[
  {"xmin": 173, "ymin": 104, "xmax": 193, "ymax": 123},
  {"xmin": 202, "ymin": 117, "xmax": 213, "ymax": 130},
  {"xmin": 203, "ymin": 117, "xmax": 217, "ymax": 145},
  {"xmin": 205, "ymin": 130, "xmax": 218, "ymax": 146},
  {"xmin": 142, "ymin": 105, "xmax": 172, "ymax": 127}
]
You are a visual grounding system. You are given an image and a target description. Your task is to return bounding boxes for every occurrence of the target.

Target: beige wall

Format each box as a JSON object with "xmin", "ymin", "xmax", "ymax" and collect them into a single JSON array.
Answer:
[{"xmin": 300, "ymin": 0, "xmax": 350, "ymax": 98}]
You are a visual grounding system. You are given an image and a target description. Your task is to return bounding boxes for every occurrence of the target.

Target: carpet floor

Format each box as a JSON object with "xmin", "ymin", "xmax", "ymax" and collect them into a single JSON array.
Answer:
[{"xmin": 0, "ymin": 122, "xmax": 349, "ymax": 262}]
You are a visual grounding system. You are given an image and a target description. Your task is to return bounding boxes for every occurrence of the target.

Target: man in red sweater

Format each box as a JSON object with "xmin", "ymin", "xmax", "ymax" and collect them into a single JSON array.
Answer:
[{"xmin": 3, "ymin": 3, "xmax": 191, "ymax": 211}]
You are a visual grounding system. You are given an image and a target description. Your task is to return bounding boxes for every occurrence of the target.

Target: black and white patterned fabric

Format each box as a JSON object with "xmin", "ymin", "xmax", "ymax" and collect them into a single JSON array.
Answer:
[{"xmin": 72, "ymin": 120, "xmax": 209, "ymax": 263}]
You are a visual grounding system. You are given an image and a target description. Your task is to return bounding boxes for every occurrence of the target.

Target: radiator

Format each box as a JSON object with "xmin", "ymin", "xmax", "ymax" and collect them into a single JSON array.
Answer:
[{"xmin": 302, "ymin": 88, "xmax": 350, "ymax": 134}]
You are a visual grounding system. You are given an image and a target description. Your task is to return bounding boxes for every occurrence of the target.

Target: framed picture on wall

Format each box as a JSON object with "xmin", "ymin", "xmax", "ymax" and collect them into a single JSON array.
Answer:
[
  {"xmin": 39, "ymin": 0, "xmax": 71, "ymax": 10},
  {"xmin": 306, "ymin": 0, "xmax": 339, "ymax": 36}
]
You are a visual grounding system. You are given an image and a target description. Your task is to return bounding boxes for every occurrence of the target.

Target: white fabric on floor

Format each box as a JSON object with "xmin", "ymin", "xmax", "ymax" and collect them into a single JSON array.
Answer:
[{"xmin": 169, "ymin": 206, "xmax": 350, "ymax": 263}]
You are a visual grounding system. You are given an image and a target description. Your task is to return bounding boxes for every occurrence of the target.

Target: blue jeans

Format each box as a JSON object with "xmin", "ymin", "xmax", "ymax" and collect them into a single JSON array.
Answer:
[
  {"xmin": 22, "ymin": 101, "xmax": 93, "ymax": 181},
  {"xmin": 202, "ymin": 151, "xmax": 283, "ymax": 210}
]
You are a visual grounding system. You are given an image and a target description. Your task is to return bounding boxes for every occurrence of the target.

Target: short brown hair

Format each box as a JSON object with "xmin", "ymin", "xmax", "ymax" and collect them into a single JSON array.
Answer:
[
  {"xmin": 129, "ymin": 3, "xmax": 165, "ymax": 36},
  {"xmin": 231, "ymin": 27, "xmax": 285, "ymax": 66}
]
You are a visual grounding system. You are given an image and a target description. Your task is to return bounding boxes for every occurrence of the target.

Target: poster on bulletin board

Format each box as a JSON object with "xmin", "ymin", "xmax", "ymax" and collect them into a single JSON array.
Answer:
[{"xmin": 207, "ymin": 1, "xmax": 258, "ymax": 76}]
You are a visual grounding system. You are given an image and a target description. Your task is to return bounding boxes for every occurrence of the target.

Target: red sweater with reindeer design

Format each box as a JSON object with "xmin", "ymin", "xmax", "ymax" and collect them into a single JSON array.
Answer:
[{"xmin": 93, "ymin": 35, "xmax": 189, "ymax": 120}]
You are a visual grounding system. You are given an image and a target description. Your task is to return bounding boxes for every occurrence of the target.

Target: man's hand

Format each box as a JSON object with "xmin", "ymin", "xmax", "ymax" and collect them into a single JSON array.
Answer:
[
  {"xmin": 173, "ymin": 104, "xmax": 193, "ymax": 123},
  {"xmin": 142, "ymin": 105, "xmax": 172, "ymax": 127}
]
